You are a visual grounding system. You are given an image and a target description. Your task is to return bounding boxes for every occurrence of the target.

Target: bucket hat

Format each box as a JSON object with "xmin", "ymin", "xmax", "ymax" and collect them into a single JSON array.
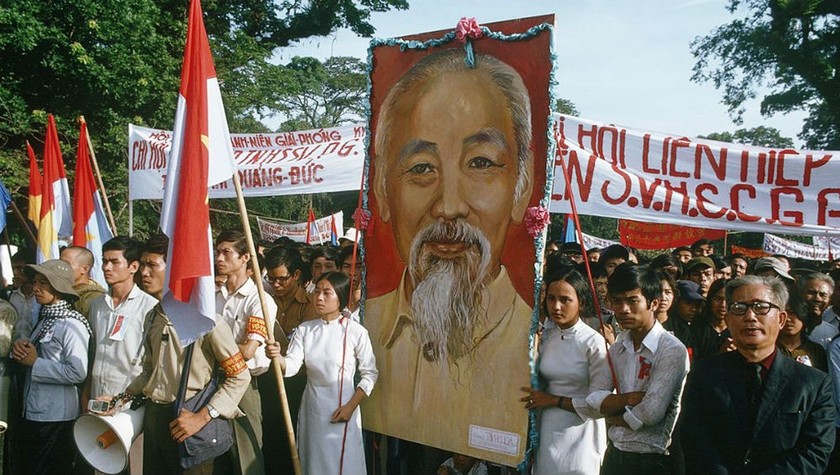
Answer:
[{"xmin": 26, "ymin": 259, "xmax": 79, "ymax": 297}]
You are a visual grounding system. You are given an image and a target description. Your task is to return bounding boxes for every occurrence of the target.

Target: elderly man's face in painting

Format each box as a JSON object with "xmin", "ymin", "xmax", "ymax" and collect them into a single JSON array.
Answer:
[
  {"xmin": 376, "ymin": 68, "xmax": 531, "ymax": 278},
  {"xmin": 373, "ymin": 52, "xmax": 534, "ymax": 360}
]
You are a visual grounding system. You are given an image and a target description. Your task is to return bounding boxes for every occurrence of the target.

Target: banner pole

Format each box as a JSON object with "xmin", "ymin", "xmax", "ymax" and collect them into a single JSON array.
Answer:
[
  {"xmin": 79, "ymin": 116, "xmax": 118, "ymax": 235},
  {"xmin": 9, "ymin": 201, "xmax": 37, "ymax": 247},
  {"xmin": 231, "ymin": 172, "xmax": 300, "ymax": 475},
  {"xmin": 723, "ymin": 231, "xmax": 729, "ymax": 255},
  {"xmin": 557, "ymin": 152, "xmax": 621, "ymax": 394},
  {"xmin": 128, "ymin": 201, "xmax": 134, "ymax": 237}
]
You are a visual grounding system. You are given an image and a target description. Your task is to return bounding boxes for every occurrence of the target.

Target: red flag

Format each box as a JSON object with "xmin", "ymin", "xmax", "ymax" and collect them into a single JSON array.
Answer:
[
  {"xmin": 73, "ymin": 121, "xmax": 113, "ymax": 286},
  {"xmin": 26, "ymin": 141, "xmax": 42, "ymax": 228},
  {"xmin": 38, "ymin": 116, "xmax": 63, "ymax": 262},
  {"xmin": 43, "ymin": 115, "xmax": 73, "ymax": 239},
  {"xmin": 160, "ymin": 0, "xmax": 236, "ymax": 344}
]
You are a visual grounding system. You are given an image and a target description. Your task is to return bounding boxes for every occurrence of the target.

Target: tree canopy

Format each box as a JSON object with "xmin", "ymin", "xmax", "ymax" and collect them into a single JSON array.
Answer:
[
  {"xmin": 0, "ymin": 0, "xmax": 407, "ymax": 242},
  {"xmin": 699, "ymin": 125, "xmax": 794, "ymax": 148},
  {"xmin": 691, "ymin": 0, "xmax": 840, "ymax": 149}
]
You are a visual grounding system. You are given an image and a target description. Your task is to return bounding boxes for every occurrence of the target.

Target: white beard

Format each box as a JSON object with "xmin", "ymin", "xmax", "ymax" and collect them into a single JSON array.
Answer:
[{"xmin": 408, "ymin": 220, "xmax": 491, "ymax": 361}]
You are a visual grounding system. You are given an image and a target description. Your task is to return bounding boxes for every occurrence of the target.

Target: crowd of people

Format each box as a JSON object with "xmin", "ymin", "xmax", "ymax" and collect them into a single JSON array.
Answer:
[
  {"xmin": 1, "ymin": 232, "xmax": 840, "ymax": 475},
  {"xmin": 531, "ymin": 238, "xmax": 840, "ymax": 475},
  {"xmin": 0, "ymin": 231, "xmax": 376, "ymax": 475}
]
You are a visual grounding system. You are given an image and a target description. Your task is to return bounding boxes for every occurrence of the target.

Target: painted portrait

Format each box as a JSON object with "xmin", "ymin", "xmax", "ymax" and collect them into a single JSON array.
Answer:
[{"xmin": 361, "ymin": 16, "xmax": 554, "ymax": 467}]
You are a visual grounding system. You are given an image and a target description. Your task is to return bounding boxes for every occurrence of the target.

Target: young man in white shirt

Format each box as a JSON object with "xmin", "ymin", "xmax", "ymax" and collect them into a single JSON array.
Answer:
[
  {"xmin": 84, "ymin": 236, "xmax": 158, "ymax": 475},
  {"xmin": 588, "ymin": 263, "xmax": 689, "ymax": 475},
  {"xmin": 84, "ymin": 236, "xmax": 158, "ymax": 404},
  {"xmin": 215, "ymin": 230, "xmax": 275, "ymax": 475}
]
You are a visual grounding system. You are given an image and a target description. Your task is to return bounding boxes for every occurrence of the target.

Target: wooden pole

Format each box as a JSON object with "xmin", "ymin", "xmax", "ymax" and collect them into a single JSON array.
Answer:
[
  {"xmin": 9, "ymin": 201, "xmax": 37, "ymax": 247},
  {"xmin": 723, "ymin": 231, "xmax": 729, "ymax": 255},
  {"xmin": 231, "ymin": 172, "xmax": 300, "ymax": 475},
  {"xmin": 79, "ymin": 116, "xmax": 118, "ymax": 236}
]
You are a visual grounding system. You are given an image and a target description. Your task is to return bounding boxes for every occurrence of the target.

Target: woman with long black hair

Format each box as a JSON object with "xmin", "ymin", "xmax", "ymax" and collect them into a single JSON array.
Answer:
[
  {"xmin": 522, "ymin": 266, "xmax": 611, "ymax": 474},
  {"xmin": 270, "ymin": 271, "xmax": 377, "ymax": 474}
]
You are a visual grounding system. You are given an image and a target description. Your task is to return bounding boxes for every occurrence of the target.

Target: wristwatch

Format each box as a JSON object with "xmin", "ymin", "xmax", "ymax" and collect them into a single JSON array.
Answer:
[{"xmin": 207, "ymin": 404, "xmax": 220, "ymax": 419}]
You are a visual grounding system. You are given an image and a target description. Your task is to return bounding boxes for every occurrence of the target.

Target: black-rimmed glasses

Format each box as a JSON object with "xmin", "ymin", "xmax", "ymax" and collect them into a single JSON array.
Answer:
[
  {"xmin": 728, "ymin": 301, "xmax": 780, "ymax": 316},
  {"xmin": 266, "ymin": 274, "xmax": 294, "ymax": 284}
]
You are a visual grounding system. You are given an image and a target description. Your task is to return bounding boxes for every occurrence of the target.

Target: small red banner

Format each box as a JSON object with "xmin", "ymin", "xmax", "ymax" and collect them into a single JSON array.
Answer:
[{"xmin": 618, "ymin": 219, "xmax": 726, "ymax": 250}]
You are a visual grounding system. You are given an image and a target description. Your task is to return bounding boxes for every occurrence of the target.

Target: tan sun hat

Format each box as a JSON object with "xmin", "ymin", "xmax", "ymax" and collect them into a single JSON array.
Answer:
[{"xmin": 26, "ymin": 259, "xmax": 79, "ymax": 297}]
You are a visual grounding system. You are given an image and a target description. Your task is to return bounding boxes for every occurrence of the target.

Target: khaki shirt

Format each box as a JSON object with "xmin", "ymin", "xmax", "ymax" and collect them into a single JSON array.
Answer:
[
  {"xmin": 274, "ymin": 285, "xmax": 318, "ymax": 337},
  {"xmin": 73, "ymin": 280, "xmax": 106, "ymax": 318},
  {"xmin": 127, "ymin": 306, "xmax": 250, "ymax": 419}
]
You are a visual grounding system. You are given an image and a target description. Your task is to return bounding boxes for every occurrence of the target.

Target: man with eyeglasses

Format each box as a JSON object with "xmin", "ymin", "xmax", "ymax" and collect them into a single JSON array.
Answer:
[
  {"xmin": 264, "ymin": 246, "xmax": 317, "ymax": 340},
  {"xmin": 681, "ymin": 275, "xmax": 835, "ymax": 474}
]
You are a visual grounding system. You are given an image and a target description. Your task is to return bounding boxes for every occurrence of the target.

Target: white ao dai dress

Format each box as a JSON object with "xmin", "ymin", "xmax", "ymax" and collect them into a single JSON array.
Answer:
[
  {"xmin": 284, "ymin": 316, "xmax": 378, "ymax": 474},
  {"xmin": 535, "ymin": 318, "xmax": 611, "ymax": 475}
]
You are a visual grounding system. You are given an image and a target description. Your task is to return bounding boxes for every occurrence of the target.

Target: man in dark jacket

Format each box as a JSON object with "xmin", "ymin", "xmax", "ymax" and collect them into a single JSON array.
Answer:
[{"xmin": 681, "ymin": 275, "xmax": 835, "ymax": 474}]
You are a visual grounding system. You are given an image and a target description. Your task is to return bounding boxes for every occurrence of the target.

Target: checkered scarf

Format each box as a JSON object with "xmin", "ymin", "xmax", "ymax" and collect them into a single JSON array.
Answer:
[{"xmin": 31, "ymin": 300, "xmax": 92, "ymax": 343}]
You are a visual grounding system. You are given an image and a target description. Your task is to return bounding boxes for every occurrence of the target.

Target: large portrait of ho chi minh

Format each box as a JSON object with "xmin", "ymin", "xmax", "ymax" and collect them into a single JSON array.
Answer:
[{"xmin": 361, "ymin": 15, "xmax": 554, "ymax": 467}]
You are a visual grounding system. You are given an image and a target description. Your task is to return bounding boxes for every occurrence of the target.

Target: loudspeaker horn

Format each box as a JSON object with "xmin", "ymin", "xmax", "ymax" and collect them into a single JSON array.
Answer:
[{"xmin": 74, "ymin": 407, "xmax": 144, "ymax": 475}]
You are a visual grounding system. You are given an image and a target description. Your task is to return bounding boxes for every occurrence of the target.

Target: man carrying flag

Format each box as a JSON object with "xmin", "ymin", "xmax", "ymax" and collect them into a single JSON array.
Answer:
[{"xmin": 119, "ymin": 0, "xmax": 248, "ymax": 473}]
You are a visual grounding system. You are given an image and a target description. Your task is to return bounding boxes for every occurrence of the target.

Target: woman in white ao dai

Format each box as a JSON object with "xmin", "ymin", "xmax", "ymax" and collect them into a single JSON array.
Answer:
[
  {"xmin": 276, "ymin": 272, "xmax": 378, "ymax": 475},
  {"xmin": 523, "ymin": 267, "xmax": 611, "ymax": 475}
]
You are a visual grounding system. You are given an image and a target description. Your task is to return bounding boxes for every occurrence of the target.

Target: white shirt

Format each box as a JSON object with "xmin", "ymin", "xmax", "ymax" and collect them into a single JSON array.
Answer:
[
  {"xmin": 588, "ymin": 321, "xmax": 689, "ymax": 454},
  {"xmin": 88, "ymin": 284, "xmax": 158, "ymax": 398},
  {"xmin": 10, "ymin": 289, "xmax": 40, "ymax": 341},
  {"xmin": 810, "ymin": 307, "xmax": 840, "ymax": 349},
  {"xmin": 216, "ymin": 278, "xmax": 277, "ymax": 375}
]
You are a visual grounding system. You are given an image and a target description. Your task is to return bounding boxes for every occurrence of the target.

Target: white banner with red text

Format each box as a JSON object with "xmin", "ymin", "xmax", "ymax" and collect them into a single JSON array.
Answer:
[
  {"xmin": 549, "ymin": 115, "xmax": 840, "ymax": 236},
  {"xmin": 763, "ymin": 233, "xmax": 829, "ymax": 261},
  {"xmin": 128, "ymin": 124, "xmax": 366, "ymax": 200},
  {"xmin": 256, "ymin": 212, "xmax": 344, "ymax": 244}
]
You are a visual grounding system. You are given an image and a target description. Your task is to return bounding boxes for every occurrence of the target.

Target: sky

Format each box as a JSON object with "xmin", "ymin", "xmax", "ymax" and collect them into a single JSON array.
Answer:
[{"xmin": 274, "ymin": 0, "xmax": 808, "ymax": 145}]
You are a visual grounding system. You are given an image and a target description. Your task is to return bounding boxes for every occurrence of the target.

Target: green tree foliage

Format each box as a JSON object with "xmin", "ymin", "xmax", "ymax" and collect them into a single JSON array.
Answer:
[
  {"xmin": 555, "ymin": 97, "xmax": 580, "ymax": 116},
  {"xmin": 275, "ymin": 56, "xmax": 368, "ymax": 131},
  {"xmin": 691, "ymin": 0, "xmax": 840, "ymax": 149},
  {"xmin": 700, "ymin": 125, "xmax": 794, "ymax": 147},
  {"xmin": 0, "ymin": 0, "xmax": 407, "ymax": 243}
]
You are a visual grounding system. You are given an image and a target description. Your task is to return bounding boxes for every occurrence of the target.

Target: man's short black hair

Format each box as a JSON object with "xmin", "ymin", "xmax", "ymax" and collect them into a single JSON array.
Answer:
[
  {"xmin": 608, "ymin": 262, "xmax": 662, "ymax": 308},
  {"xmin": 264, "ymin": 247, "xmax": 304, "ymax": 280},
  {"xmin": 585, "ymin": 262, "xmax": 608, "ymax": 280},
  {"xmin": 672, "ymin": 246, "xmax": 691, "ymax": 256},
  {"xmin": 690, "ymin": 239, "xmax": 712, "ymax": 252},
  {"xmin": 143, "ymin": 233, "xmax": 169, "ymax": 260},
  {"xmin": 599, "ymin": 244, "xmax": 630, "ymax": 264},
  {"xmin": 310, "ymin": 245, "xmax": 340, "ymax": 265},
  {"xmin": 11, "ymin": 247, "xmax": 35, "ymax": 264},
  {"xmin": 103, "ymin": 236, "xmax": 143, "ymax": 264},
  {"xmin": 727, "ymin": 253, "xmax": 749, "ymax": 264}
]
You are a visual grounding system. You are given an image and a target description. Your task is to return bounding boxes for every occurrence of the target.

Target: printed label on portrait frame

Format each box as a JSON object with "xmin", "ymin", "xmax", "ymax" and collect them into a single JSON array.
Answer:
[{"xmin": 468, "ymin": 425, "xmax": 520, "ymax": 456}]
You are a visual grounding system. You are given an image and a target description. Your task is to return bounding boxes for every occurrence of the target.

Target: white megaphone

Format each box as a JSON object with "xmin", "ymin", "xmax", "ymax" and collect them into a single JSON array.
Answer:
[{"xmin": 74, "ymin": 406, "xmax": 145, "ymax": 475}]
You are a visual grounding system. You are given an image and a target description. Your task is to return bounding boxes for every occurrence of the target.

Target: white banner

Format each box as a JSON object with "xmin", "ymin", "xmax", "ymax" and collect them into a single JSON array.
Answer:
[
  {"xmin": 257, "ymin": 212, "xmax": 344, "ymax": 244},
  {"xmin": 550, "ymin": 115, "xmax": 840, "ymax": 236},
  {"xmin": 128, "ymin": 124, "xmax": 366, "ymax": 200},
  {"xmin": 813, "ymin": 236, "xmax": 840, "ymax": 256},
  {"xmin": 763, "ymin": 233, "xmax": 829, "ymax": 261},
  {"xmin": 581, "ymin": 232, "xmax": 618, "ymax": 250}
]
